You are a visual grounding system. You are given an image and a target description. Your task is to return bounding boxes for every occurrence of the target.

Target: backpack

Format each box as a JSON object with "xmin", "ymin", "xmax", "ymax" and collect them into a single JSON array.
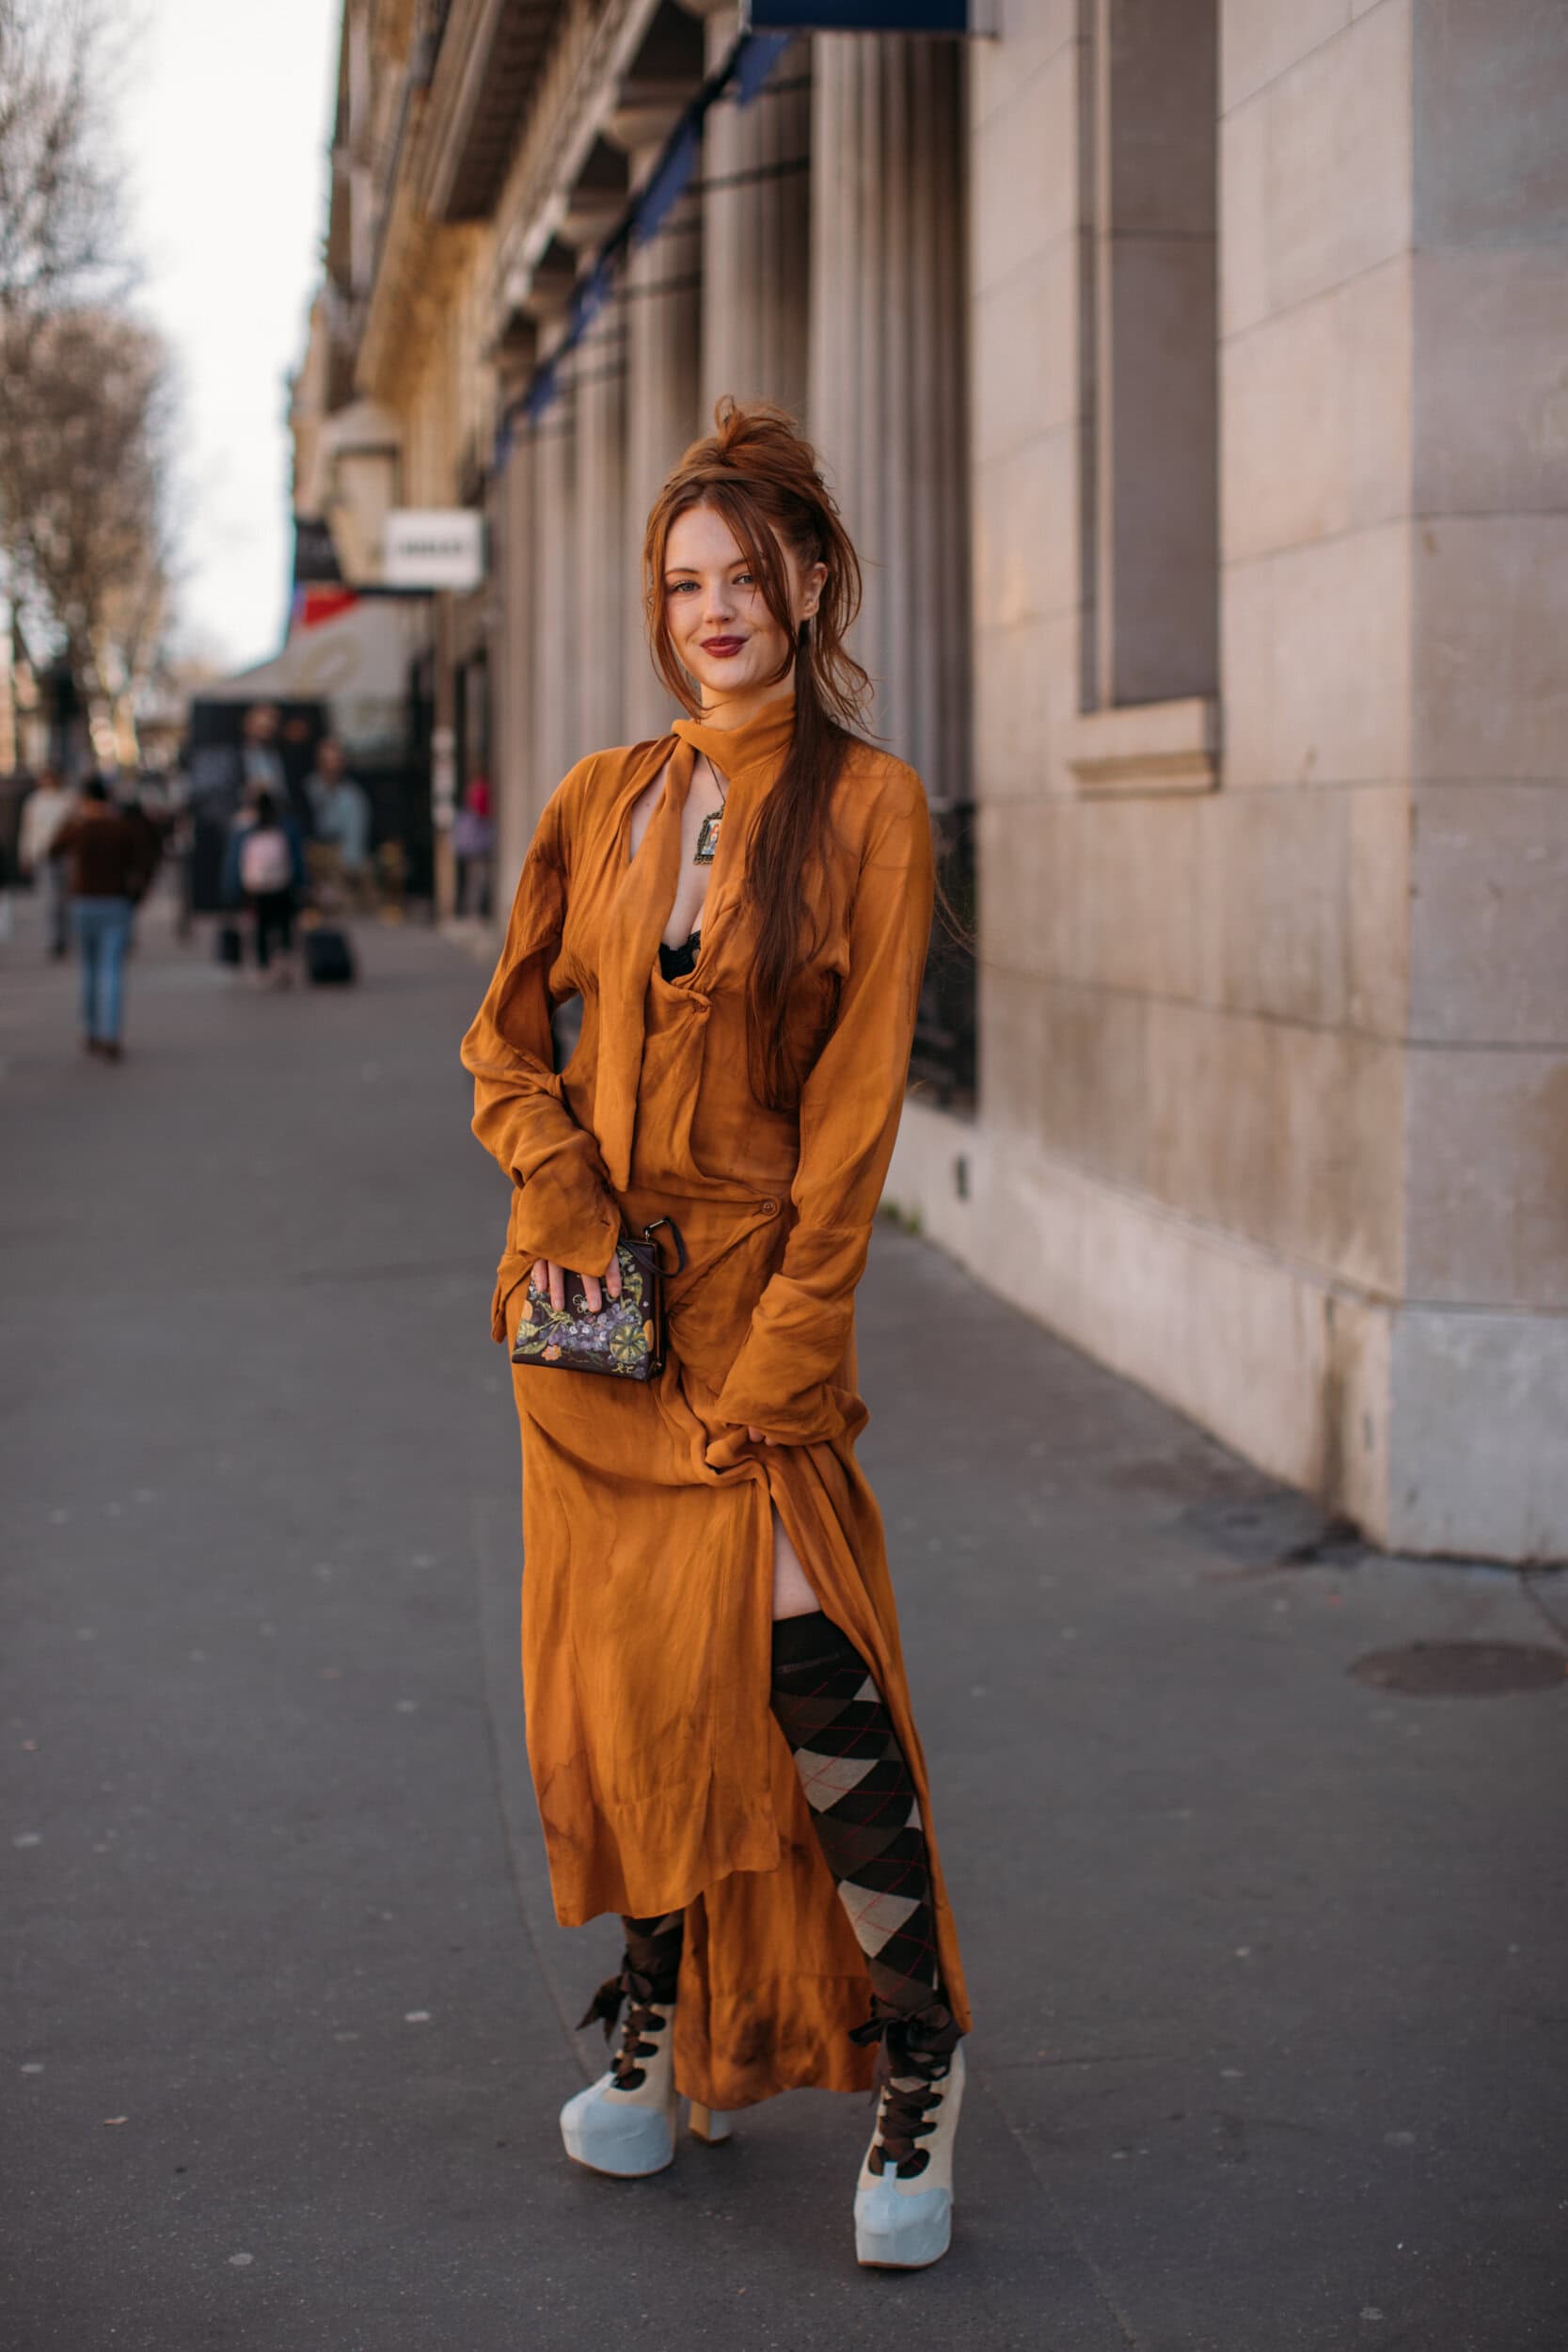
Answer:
[{"xmin": 240, "ymin": 823, "xmax": 293, "ymax": 895}]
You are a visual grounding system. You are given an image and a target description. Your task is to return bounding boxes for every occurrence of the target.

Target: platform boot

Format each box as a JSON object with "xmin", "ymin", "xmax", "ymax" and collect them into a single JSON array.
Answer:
[
  {"xmin": 561, "ymin": 1913, "xmax": 683, "ymax": 2177},
  {"xmin": 851, "ymin": 1998, "xmax": 966, "ymax": 2268},
  {"xmin": 560, "ymin": 1912, "xmax": 731, "ymax": 2172}
]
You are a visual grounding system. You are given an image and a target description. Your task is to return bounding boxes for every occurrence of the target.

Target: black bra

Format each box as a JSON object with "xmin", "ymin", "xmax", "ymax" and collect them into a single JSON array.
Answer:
[{"xmin": 657, "ymin": 928, "xmax": 702, "ymax": 981}]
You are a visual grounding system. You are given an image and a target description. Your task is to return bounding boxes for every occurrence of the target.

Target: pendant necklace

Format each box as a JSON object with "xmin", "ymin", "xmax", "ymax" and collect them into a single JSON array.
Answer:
[{"xmin": 692, "ymin": 754, "xmax": 728, "ymax": 866}]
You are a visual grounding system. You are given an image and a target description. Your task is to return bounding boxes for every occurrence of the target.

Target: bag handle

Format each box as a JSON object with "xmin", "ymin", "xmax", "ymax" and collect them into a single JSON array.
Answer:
[{"xmin": 640, "ymin": 1215, "xmax": 688, "ymax": 1277}]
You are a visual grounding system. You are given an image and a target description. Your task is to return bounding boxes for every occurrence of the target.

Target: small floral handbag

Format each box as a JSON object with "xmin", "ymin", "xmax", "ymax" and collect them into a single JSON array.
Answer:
[{"xmin": 510, "ymin": 1216, "xmax": 687, "ymax": 1382}]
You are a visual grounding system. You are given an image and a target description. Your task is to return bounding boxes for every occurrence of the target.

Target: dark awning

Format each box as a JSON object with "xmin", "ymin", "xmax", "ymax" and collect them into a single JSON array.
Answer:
[{"xmin": 745, "ymin": 0, "xmax": 974, "ymax": 26}]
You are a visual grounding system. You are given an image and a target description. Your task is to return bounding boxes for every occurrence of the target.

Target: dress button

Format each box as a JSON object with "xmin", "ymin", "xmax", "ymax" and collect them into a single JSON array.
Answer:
[{"xmin": 761, "ymin": 1199, "xmax": 780, "ymax": 1216}]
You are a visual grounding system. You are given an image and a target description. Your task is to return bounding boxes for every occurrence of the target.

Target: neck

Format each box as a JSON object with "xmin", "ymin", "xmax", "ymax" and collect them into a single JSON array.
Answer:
[{"xmin": 694, "ymin": 675, "xmax": 796, "ymax": 733}]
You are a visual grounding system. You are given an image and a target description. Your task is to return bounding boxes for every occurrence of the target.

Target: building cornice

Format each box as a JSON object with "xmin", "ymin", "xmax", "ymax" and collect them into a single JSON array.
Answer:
[
  {"xmin": 416, "ymin": 0, "xmax": 572, "ymax": 225},
  {"xmin": 488, "ymin": 0, "xmax": 670, "ymax": 325}
]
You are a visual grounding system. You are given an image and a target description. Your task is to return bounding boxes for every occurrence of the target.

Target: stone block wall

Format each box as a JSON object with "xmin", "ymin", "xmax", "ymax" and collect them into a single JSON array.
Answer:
[
  {"xmin": 436, "ymin": 0, "xmax": 1563, "ymax": 1557},
  {"xmin": 888, "ymin": 0, "xmax": 1567, "ymax": 1558}
]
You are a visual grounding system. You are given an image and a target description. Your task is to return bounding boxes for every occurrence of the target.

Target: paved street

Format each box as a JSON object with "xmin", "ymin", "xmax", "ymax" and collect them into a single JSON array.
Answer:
[{"xmin": 2, "ymin": 895, "xmax": 1565, "ymax": 2352}]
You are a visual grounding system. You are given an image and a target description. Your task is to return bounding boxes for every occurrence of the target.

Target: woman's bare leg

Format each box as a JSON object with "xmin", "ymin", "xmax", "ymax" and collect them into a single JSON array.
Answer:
[{"xmin": 769, "ymin": 1502, "xmax": 818, "ymax": 1620}]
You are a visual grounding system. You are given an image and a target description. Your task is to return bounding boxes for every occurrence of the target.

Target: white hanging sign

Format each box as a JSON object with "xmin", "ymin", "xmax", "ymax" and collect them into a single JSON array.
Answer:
[{"xmin": 383, "ymin": 509, "xmax": 485, "ymax": 592}]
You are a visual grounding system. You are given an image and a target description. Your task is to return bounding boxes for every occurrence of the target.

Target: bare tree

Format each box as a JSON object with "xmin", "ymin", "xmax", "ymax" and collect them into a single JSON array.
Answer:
[
  {"xmin": 0, "ymin": 0, "xmax": 123, "ymax": 325},
  {"xmin": 0, "ymin": 308, "xmax": 172, "ymax": 754},
  {"xmin": 0, "ymin": 0, "xmax": 172, "ymax": 759}
]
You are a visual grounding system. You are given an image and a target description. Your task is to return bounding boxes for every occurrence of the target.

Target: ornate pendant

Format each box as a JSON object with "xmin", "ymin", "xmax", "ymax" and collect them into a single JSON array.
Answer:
[{"xmin": 693, "ymin": 808, "xmax": 723, "ymax": 866}]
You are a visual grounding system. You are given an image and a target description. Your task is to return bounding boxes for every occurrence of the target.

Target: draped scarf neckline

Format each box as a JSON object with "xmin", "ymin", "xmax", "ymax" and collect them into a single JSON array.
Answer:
[
  {"xmin": 670, "ymin": 690, "xmax": 798, "ymax": 782},
  {"xmin": 593, "ymin": 692, "xmax": 798, "ymax": 1193}
]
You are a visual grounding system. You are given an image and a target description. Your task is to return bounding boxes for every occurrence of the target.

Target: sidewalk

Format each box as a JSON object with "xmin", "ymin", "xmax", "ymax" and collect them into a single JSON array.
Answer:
[{"xmin": 2, "ymin": 896, "xmax": 1564, "ymax": 2352}]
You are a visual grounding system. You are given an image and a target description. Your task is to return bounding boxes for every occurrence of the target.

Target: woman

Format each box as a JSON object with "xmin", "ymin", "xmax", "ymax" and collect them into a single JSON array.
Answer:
[
  {"xmin": 223, "ymin": 788, "xmax": 304, "ymax": 985},
  {"xmin": 461, "ymin": 401, "xmax": 969, "ymax": 2270}
]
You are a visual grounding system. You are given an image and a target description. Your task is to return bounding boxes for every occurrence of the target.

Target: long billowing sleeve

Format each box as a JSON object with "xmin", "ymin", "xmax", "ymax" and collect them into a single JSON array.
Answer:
[
  {"xmin": 460, "ymin": 765, "xmax": 620, "ymax": 1279},
  {"xmin": 712, "ymin": 769, "xmax": 935, "ymax": 1443}
]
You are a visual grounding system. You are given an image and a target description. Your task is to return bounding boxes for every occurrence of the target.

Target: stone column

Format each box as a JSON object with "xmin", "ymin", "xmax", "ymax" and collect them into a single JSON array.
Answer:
[
  {"xmin": 700, "ymin": 8, "xmax": 812, "ymax": 421},
  {"xmin": 808, "ymin": 33, "xmax": 969, "ymax": 799},
  {"xmin": 622, "ymin": 146, "xmax": 703, "ymax": 739},
  {"xmin": 530, "ymin": 379, "xmax": 578, "ymax": 813},
  {"xmin": 572, "ymin": 303, "xmax": 629, "ymax": 755},
  {"xmin": 490, "ymin": 425, "xmax": 534, "ymax": 904}
]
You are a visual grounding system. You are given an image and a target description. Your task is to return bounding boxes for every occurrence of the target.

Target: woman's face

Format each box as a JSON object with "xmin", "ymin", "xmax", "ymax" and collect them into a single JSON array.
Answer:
[{"xmin": 661, "ymin": 502, "xmax": 825, "ymax": 708}]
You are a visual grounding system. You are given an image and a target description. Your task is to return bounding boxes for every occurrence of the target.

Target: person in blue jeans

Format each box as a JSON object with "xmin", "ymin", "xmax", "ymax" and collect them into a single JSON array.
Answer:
[{"xmin": 53, "ymin": 777, "xmax": 151, "ymax": 1062}]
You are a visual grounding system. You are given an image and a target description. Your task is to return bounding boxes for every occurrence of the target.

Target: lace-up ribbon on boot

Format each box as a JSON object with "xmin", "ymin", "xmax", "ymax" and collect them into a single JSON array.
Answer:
[
  {"xmin": 578, "ymin": 1965, "xmax": 672, "ymax": 2093},
  {"xmin": 560, "ymin": 1918, "xmax": 684, "ymax": 2178}
]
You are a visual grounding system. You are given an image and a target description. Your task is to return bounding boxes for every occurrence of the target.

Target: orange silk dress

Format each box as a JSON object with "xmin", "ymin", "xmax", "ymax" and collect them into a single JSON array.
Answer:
[{"xmin": 460, "ymin": 693, "xmax": 971, "ymax": 2110}]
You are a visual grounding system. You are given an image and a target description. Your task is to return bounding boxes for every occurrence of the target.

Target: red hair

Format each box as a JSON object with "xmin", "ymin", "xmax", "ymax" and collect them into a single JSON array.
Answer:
[{"xmin": 641, "ymin": 398, "xmax": 871, "ymax": 1110}]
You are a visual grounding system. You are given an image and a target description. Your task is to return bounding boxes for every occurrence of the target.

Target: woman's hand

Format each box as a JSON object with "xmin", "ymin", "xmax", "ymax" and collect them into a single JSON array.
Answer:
[
  {"xmin": 531, "ymin": 1256, "xmax": 624, "ymax": 1314},
  {"xmin": 747, "ymin": 1425, "xmax": 782, "ymax": 1447}
]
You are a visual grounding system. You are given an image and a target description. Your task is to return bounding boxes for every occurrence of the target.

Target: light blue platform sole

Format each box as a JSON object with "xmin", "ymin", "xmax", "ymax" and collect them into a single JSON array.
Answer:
[
  {"xmin": 853, "ymin": 2176, "xmax": 954, "ymax": 2269},
  {"xmin": 560, "ymin": 2077, "xmax": 676, "ymax": 2177},
  {"xmin": 561, "ymin": 2084, "xmax": 733, "ymax": 2176}
]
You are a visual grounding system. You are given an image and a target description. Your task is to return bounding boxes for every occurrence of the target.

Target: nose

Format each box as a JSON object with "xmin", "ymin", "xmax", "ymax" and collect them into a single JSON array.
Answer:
[{"xmin": 701, "ymin": 575, "xmax": 736, "ymax": 628}]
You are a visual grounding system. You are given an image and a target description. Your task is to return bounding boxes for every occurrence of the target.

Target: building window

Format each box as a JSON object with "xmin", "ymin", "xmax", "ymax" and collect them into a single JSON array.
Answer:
[{"xmin": 1082, "ymin": 0, "xmax": 1218, "ymax": 715}]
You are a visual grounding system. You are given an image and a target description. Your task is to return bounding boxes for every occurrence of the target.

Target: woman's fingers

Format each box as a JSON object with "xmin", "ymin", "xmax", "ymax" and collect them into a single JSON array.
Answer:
[
  {"xmin": 531, "ymin": 1257, "xmax": 624, "ymax": 1317},
  {"xmin": 746, "ymin": 1425, "xmax": 781, "ymax": 1446},
  {"xmin": 532, "ymin": 1258, "xmax": 566, "ymax": 1313}
]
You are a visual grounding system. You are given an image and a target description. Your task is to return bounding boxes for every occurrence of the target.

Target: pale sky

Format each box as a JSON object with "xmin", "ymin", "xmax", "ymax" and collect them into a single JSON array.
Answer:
[{"xmin": 119, "ymin": 0, "xmax": 342, "ymax": 675}]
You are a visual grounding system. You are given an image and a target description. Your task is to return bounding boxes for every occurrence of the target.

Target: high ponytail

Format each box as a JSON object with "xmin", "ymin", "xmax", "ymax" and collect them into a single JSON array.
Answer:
[{"xmin": 641, "ymin": 398, "xmax": 871, "ymax": 1111}]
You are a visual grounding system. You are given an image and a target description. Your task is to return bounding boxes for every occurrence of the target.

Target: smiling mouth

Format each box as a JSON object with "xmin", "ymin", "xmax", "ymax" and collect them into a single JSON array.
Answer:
[{"xmin": 702, "ymin": 637, "xmax": 746, "ymax": 654}]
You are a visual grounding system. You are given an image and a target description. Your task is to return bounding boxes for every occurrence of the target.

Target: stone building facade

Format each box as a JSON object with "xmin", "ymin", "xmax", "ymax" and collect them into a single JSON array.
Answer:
[{"xmin": 295, "ymin": 0, "xmax": 1568, "ymax": 1562}]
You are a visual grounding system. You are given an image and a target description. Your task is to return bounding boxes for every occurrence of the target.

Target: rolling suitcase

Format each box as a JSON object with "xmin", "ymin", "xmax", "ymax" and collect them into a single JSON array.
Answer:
[{"xmin": 305, "ymin": 927, "xmax": 356, "ymax": 986}]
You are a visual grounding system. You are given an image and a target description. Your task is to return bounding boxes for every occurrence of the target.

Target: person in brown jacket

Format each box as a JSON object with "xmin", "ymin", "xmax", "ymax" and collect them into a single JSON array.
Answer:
[
  {"xmin": 461, "ymin": 402, "xmax": 969, "ymax": 2270},
  {"xmin": 54, "ymin": 776, "xmax": 150, "ymax": 1060}
]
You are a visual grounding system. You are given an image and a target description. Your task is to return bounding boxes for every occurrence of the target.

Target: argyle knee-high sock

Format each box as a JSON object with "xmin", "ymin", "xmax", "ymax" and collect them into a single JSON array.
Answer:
[{"xmin": 769, "ymin": 1612, "xmax": 940, "ymax": 2022}]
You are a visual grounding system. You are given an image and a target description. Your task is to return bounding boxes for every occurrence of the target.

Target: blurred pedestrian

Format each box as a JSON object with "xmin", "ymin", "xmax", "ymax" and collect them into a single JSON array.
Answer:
[
  {"xmin": 452, "ymin": 776, "xmax": 494, "ymax": 918},
  {"xmin": 18, "ymin": 768, "xmax": 76, "ymax": 958},
  {"xmin": 305, "ymin": 739, "xmax": 372, "ymax": 909},
  {"xmin": 54, "ymin": 775, "xmax": 150, "ymax": 1060},
  {"xmin": 239, "ymin": 703, "xmax": 288, "ymax": 803},
  {"xmin": 224, "ymin": 788, "xmax": 304, "ymax": 986}
]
